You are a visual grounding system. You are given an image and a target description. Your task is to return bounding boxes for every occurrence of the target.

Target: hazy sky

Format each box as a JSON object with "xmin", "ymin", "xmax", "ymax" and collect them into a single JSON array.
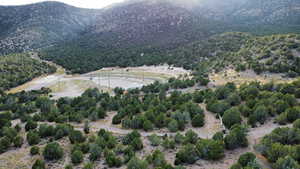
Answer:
[{"xmin": 0, "ymin": 0, "xmax": 125, "ymax": 9}]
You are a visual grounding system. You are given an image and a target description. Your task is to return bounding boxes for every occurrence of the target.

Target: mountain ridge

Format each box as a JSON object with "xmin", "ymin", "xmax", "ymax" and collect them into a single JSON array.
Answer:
[{"xmin": 0, "ymin": 0, "xmax": 299, "ymax": 73}]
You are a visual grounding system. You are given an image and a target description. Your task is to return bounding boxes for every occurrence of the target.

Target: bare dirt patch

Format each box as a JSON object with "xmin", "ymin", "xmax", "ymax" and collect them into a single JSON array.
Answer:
[{"xmin": 8, "ymin": 65, "xmax": 189, "ymax": 99}]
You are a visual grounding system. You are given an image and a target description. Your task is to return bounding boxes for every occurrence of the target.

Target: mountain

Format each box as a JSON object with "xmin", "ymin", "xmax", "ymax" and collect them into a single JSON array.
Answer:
[
  {"xmin": 0, "ymin": 1, "xmax": 99, "ymax": 55},
  {"xmin": 85, "ymin": 0, "xmax": 217, "ymax": 48},
  {"xmin": 40, "ymin": 0, "xmax": 224, "ymax": 73},
  {"xmin": 193, "ymin": 0, "xmax": 300, "ymax": 34},
  {"xmin": 193, "ymin": 0, "xmax": 300, "ymax": 24},
  {"xmin": 1, "ymin": 0, "xmax": 300, "ymax": 74}
]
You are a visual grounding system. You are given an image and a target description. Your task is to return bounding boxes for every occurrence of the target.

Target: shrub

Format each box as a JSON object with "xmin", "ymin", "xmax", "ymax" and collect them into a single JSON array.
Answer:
[
  {"xmin": 89, "ymin": 144, "xmax": 102, "ymax": 161},
  {"xmin": 13, "ymin": 136, "xmax": 23, "ymax": 147},
  {"xmin": 38, "ymin": 124, "xmax": 55, "ymax": 138},
  {"xmin": 193, "ymin": 91, "xmax": 204, "ymax": 103},
  {"xmin": 230, "ymin": 163, "xmax": 242, "ymax": 169},
  {"xmin": 212, "ymin": 132, "xmax": 224, "ymax": 141},
  {"xmin": 174, "ymin": 132, "xmax": 185, "ymax": 144},
  {"xmin": 168, "ymin": 119, "xmax": 179, "ymax": 132},
  {"xmin": 43, "ymin": 142, "xmax": 64, "ymax": 160},
  {"xmin": 54, "ymin": 124, "xmax": 72, "ymax": 140},
  {"xmin": 239, "ymin": 105, "xmax": 252, "ymax": 117},
  {"xmin": 196, "ymin": 139, "xmax": 224, "ymax": 160},
  {"xmin": 191, "ymin": 113, "xmax": 205, "ymax": 127},
  {"xmin": 207, "ymin": 101, "xmax": 230, "ymax": 116},
  {"xmin": 0, "ymin": 136, "xmax": 10, "ymax": 153},
  {"xmin": 184, "ymin": 130, "xmax": 198, "ymax": 144},
  {"xmin": 32, "ymin": 159, "xmax": 45, "ymax": 169},
  {"xmin": 274, "ymin": 100, "xmax": 289, "ymax": 114},
  {"xmin": 3, "ymin": 127, "xmax": 17, "ymax": 141},
  {"xmin": 143, "ymin": 120, "xmax": 154, "ymax": 131},
  {"xmin": 286, "ymin": 107, "xmax": 300, "ymax": 123},
  {"xmin": 266, "ymin": 143, "xmax": 290, "ymax": 163},
  {"xmin": 69, "ymin": 130, "xmax": 85, "ymax": 144},
  {"xmin": 27, "ymin": 131, "xmax": 40, "ymax": 145},
  {"xmin": 226, "ymin": 93, "xmax": 241, "ymax": 106},
  {"xmin": 122, "ymin": 130, "xmax": 141, "ymax": 145},
  {"xmin": 127, "ymin": 157, "xmax": 148, "ymax": 169},
  {"xmin": 147, "ymin": 150, "xmax": 166, "ymax": 168},
  {"xmin": 0, "ymin": 112, "xmax": 12, "ymax": 130},
  {"xmin": 105, "ymin": 150, "xmax": 122, "ymax": 167},
  {"xmin": 274, "ymin": 156, "xmax": 300, "ymax": 169},
  {"xmin": 131, "ymin": 137, "xmax": 143, "ymax": 151},
  {"xmin": 30, "ymin": 146, "xmax": 40, "ymax": 155},
  {"xmin": 215, "ymin": 86, "xmax": 232, "ymax": 100},
  {"xmin": 162, "ymin": 137, "xmax": 175, "ymax": 149},
  {"xmin": 71, "ymin": 150, "xmax": 83, "ymax": 164},
  {"xmin": 275, "ymin": 112, "xmax": 288, "ymax": 125},
  {"xmin": 80, "ymin": 143, "xmax": 90, "ymax": 154},
  {"xmin": 112, "ymin": 114, "xmax": 123, "ymax": 125},
  {"xmin": 155, "ymin": 113, "xmax": 166, "ymax": 128},
  {"xmin": 224, "ymin": 125, "xmax": 248, "ymax": 150},
  {"xmin": 222, "ymin": 108, "xmax": 242, "ymax": 129},
  {"xmin": 238, "ymin": 152, "xmax": 256, "ymax": 167},
  {"xmin": 82, "ymin": 162, "xmax": 93, "ymax": 169},
  {"xmin": 123, "ymin": 146, "xmax": 135, "ymax": 163},
  {"xmin": 148, "ymin": 134, "xmax": 161, "ymax": 146},
  {"xmin": 175, "ymin": 144, "xmax": 198, "ymax": 165},
  {"xmin": 293, "ymin": 119, "xmax": 300, "ymax": 129}
]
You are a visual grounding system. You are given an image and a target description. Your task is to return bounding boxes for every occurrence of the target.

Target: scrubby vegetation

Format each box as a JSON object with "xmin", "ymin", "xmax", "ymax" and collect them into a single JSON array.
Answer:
[
  {"xmin": 230, "ymin": 152, "xmax": 262, "ymax": 169},
  {"xmin": 40, "ymin": 32, "xmax": 299, "ymax": 77},
  {"xmin": 0, "ymin": 53, "xmax": 56, "ymax": 90},
  {"xmin": 1, "ymin": 74, "xmax": 300, "ymax": 168},
  {"xmin": 256, "ymin": 125, "xmax": 300, "ymax": 169}
]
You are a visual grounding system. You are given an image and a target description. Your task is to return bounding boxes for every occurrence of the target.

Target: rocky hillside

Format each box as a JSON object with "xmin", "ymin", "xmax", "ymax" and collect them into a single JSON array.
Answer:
[
  {"xmin": 194, "ymin": 0, "xmax": 300, "ymax": 24},
  {"xmin": 40, "ymin": 0, "xmax": 223, "ymax": 73},
  {"xmin": 0, "ymin": 1, "xmax": 98, "ymax": 55},
  {"xmin": 187, "ymin": 0, "xmax": 300, "ymax": 34}
]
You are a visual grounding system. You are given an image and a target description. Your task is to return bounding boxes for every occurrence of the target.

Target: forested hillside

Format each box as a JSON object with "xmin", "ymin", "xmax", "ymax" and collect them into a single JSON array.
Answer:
[
  {"xmin": 163, "ymin": 32, "xmax": 300, "ymax": 76},
  {"xmin": 41, "ymin": 32, "xmax": 300, "ymax": 76},
  {"xmin": 1, "ymin": 0, "xmax": 299, "ymax": 74},
  {"xmin": 0, "ymin": 53, "xmax": 56, "ymax": 90},
  {"xmin": 38, "ymin": 0, "xmax": 300, "ymax": 74}
]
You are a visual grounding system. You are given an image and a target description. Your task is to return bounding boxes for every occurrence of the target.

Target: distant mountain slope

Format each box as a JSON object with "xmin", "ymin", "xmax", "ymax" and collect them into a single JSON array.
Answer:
[
  {"xmin": 1, "ymin": 0, "xmax": 300, "ymax": 74},
  {"xmin": 40, "ymin": 0, "xmax": 222, "ymax": 73},
  {"xmin": 194, "ymin": 0, "xmax": 300, "ymax": 34},
  {"xmin": 87, "ymin": 0, "xmax": 220, "ymax": 48},
  {"xmin": 0, "ymin": 1, "xmax": 98, "ymax": 55},
  {"xmin": 194, "ymin": 0, "xmax": 300, "ymax": 24}
]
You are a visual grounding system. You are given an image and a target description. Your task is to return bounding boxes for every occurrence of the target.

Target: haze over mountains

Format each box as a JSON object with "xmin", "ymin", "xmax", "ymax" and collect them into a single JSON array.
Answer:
[{"xmin": 0, "ymin": 0, "xmax": 299, "ymax": 73}]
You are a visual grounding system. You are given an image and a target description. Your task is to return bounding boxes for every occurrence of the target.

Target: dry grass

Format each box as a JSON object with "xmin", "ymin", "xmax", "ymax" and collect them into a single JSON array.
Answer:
[{"xmin": 210, "ymin": 68, "xmax": 295, "ymax": 87}]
